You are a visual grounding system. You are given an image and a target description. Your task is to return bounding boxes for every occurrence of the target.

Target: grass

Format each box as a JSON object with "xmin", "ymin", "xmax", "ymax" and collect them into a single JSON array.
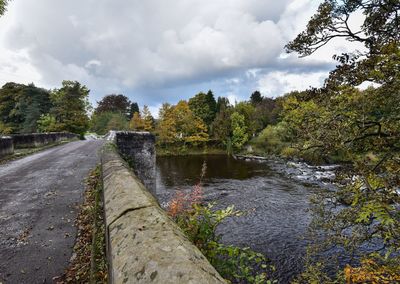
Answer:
[{"xmin": 58, "ymin": 165, "xmax": 108, "ymax": 283}]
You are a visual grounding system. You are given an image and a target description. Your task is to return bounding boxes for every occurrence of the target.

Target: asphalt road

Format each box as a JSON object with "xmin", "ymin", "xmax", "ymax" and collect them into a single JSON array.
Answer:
[{"xmin": 0, "ymin": 140, "xmax": 104, "ymax": 283}]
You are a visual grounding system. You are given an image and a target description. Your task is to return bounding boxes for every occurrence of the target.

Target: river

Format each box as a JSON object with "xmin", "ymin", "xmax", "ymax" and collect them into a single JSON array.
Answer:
[{"xmin": 155, "ymin": 154, "xmax": 332, "ymax": 283}]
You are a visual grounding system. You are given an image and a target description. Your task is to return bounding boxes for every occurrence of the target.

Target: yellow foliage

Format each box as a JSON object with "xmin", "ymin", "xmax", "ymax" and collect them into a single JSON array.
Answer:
[
  {"xmin": 129, "ymin": 112, "xmax": 144, "ymax": 130},
  {"xmin": 344, "ymin": 259, "xmax": 400, "ymax": 284}
]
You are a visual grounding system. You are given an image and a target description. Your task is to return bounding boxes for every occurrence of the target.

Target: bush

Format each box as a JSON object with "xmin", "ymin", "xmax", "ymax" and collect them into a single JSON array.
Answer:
[
  {"xmin": 251, "ymin": 122, "xmax": 290, "ymax": 154},
  {"xmin": 167, "ymin": 164, "xmax": 276, "ymax": 283}
]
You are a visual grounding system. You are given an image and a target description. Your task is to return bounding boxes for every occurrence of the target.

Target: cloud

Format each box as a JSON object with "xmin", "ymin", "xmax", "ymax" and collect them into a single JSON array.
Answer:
[
  {"xmin": 0, "ymin": 0, "xmax": 345, "ymax": 108},
  {"xmin": 256, "ymin": 71, "xmax": 328, "ymax": 98}
]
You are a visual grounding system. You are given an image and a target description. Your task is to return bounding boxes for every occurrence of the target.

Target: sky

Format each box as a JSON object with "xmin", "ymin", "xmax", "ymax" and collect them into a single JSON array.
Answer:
[{"xmin": 0, "ymin": 0, "xmax": 361, "ymax": 116}]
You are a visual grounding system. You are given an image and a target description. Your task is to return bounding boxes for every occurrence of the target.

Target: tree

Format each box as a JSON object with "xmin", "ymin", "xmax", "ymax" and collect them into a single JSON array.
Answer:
[
  {"xmin": 19, "ymin": 84, "xmax": 53, "ymax": 133},
  {"xmin": 106, "ymin": 112, "xmax": 129, "ymax": 132},
  {"xmin": 216, "ymin": 96, "xmax": 230, "ymax": 113},
  {"xmin": 234, "ymin": 102, "xmax": 257, "ymax": 137},
  {"xmin": 211, "ymin": 102, "xmax": 232, "ymax": 145},
  {"xmin": 286, "ymin": 0, "xmax": 400, "ymax": 88},
  {"xmin": 128, "ymin": 102, "xmax": 139, "ymax": 119},
  {"xmin": 250, "ymin": 91, "xmax": 263, "ymax": 106},
  {"xmin": 129, "ymin": 106, "xmax": 154, "ymax": 131},
  {"xmin": 90, "ymin": 112, "xmax": 128, "ymax": 135},
  {"xmin": 95, "ymin": 94, "xmax": 131, "ymax": 117},
  {"xmin": 129, "ymin": 112, "xmax": 145, "ymax": 131},
  {"xmin": 141, "ymin": 105, "xmax": 154, "ymax": 131},
  {"xmin": 173, "ymin": 100, "xmax": 209, "ymax": 144},
  {"xmin": 50, "ymin": 80, "xmax": 90, "ymax": 135},
  {"xmin": 252, "ymin": 97, "xmax": 277, "ymax": 132},
  {"xmin": 0, "ymin": 82, "xmax": 52, "ymax": 134},
  {"xmin": 286, "ymin": 1, "xmax": 400, "ymax": 280},
  {"xmin": 188, "ymin": 90, "xmax": 217, "ymax": 128},
  {"xmin": 0, "ymin": 0, "xmax": 9, "ymax": 16},
  {"xmin": 37, "ymin": 114, "xmax": 59, "ymax": 133},
  {"xmin": 156, "ymin": 103, "xmax": 176, "ymax": 145},
  {"xmin": 230, "ymin": 112, "xmax": 248, "ymax": 151},
  {"xmin": 156, "ymin": 101, "xmax": 208, "ymax": 146}
]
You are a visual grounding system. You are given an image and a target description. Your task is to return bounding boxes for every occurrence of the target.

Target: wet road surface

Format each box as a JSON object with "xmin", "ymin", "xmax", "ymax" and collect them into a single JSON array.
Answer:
[{"xmin": 0, "ymin": 140, "xmax": 104, "ymax": 283}]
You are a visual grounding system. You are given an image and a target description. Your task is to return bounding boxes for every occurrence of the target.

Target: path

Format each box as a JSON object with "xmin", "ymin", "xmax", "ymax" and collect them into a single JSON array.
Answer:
[{"xmin": 0, "ymin": 140, "xmax": 104, "ymax": 283}]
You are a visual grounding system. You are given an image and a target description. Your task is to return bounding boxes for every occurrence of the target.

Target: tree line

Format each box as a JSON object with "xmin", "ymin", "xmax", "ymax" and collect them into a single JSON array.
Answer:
[{"xmin": 0, "ymin": 81, "xmax": 90, "ymax": 137}]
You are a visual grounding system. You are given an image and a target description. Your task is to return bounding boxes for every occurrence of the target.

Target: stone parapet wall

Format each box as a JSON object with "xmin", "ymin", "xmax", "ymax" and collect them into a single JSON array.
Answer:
[
  {"xmin": 114, "ymin": 131, "xmax": 156, "ymax": 194},
  {"xmin": 11, "ymin": 132, "xmax": 77, "ymax": 149},
  {"xmin": 101, "ymin": 145, "xmax": 226, "ymax": 284},
  {"xmin": 0, "ymin": 137, "xmax": 14, "ymax": 158}
]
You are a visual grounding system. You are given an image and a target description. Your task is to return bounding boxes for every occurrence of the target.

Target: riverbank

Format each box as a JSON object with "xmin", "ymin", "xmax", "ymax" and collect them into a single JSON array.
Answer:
[{"xmin": 156, "ymin": 145, "xmax": 226, "ymax": 156}]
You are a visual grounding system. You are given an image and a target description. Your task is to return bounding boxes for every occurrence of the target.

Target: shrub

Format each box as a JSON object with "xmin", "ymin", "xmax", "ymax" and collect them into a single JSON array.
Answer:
[{"xmin": 167, "ymin": 162, "xmax": 276, "ymax": 283}]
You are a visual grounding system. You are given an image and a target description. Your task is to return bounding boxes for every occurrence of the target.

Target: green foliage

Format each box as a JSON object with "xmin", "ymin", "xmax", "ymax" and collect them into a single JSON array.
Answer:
[
  {"xmin": 282, "ymin": 1, "xmax": 400, "ymax": 280},
  {"xmin": 171, "ymin": 201, "xmax": 276, "ymax": 283},
  {"xmin": 230, "ymin": 112, "xmax": 248, "ymax": 151},
  {"xmin": 188, "ymin": 90, "xmax": 217, "ymax": 127},
  {"xmin": 286, "ymin": 0, "xmax": 400, "ymax": 89},
  {"xmin": 211, "ymin": 102, "xmax": 232, "ymax": 145},
  {"xmin": 234, "ymin": 102, "xmax": 257, "ymax": 137},
  {"xmin": 251, "ymin": 122, "xmax": 290, "ymax": 155},
  {"xmin": 0, "ymin": 121, "xmax": 12, "ymax": 134},
  {"xmin": 128, "ymin": 102, "xmax": 139, "ymax": 119},
  {"xmin": 90, "ymin": 112, "xmax": 128, "ymax": 135},
  {"xmin": 37, "ymin": 114, "xmax": 59, "ymax": 133},
  {"xmin": 0, "ymin": 0, "xmax": 8, "ymax": 16},
  {"xmin": 49, "ymin": 80, "xmax": 90, "ymax": 135},
  {"xmin": 250, "ymin": 91, "xmax": 263, "ymax": 106},
  {"xmin": 0, "ymin": 82, "xmax": 53, "ymax": 134}
]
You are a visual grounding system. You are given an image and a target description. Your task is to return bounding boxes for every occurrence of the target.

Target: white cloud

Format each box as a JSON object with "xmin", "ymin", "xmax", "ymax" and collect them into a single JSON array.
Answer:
[
  {"xmin": 0, "ymin": 0, "xmax": 355, "ymax": 106},
  {"xmin": 257, "ymin": 71, "xmax": 328, "ymax": 97}
]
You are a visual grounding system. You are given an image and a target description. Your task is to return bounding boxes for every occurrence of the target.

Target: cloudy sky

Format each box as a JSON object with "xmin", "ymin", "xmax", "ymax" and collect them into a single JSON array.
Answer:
[{"xmin": 0, "ymin": 0, "xmax": 356, "ymax": 115}]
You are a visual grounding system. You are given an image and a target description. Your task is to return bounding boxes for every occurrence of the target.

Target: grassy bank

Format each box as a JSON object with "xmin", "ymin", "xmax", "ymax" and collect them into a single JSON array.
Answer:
[{"xmin": 59, "ymin": 165, "xmax": 107, "ymax": 283}]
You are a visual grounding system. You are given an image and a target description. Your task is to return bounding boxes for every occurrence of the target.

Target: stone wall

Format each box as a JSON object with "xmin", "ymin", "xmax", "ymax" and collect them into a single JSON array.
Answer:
[
  {"xmin": 11, "ymin": 132, "xmax": 77, "ymax": 149},
  {"xmin": 101, "ymin": 145, "xmax": 226, "ymax": 284},
  {"xmin": 114, "ymin": 131, "xmax": 156, "ymax": 194},
  {"xmin": 0, "ymin": 137, "xmax": 14, "ymax": 158}
]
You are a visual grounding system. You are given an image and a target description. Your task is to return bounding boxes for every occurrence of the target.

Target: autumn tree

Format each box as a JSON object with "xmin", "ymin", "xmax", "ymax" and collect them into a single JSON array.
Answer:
[
  {"xmin": 156, "ymin": 103, "xmax": 176, "ymax": 145},
  {"xmin": 141, "ymin": 105, "xmax": 154, "ymax": 131},
  {"xmin": 129, "ymin": 112, "xmax": 144, "ymax": 131},
  {"xmin": 173, "ymin": 100, "xmax": 209, "ymax": 144},
  {"xmin": 156, "ymin": 101, "xmax": 208, "ymax": 146}
]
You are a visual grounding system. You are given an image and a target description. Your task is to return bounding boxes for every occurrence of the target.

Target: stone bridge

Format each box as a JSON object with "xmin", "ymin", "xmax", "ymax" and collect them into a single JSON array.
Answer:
[{"xmin": 0, "ymin": 131, "xmax": 225, "ymax": 283}]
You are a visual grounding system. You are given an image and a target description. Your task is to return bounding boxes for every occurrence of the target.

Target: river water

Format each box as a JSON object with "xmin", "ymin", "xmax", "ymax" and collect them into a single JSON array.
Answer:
[{"xmin": 155, "ymin": 154, "xmax": 330, "ymax": 283}]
